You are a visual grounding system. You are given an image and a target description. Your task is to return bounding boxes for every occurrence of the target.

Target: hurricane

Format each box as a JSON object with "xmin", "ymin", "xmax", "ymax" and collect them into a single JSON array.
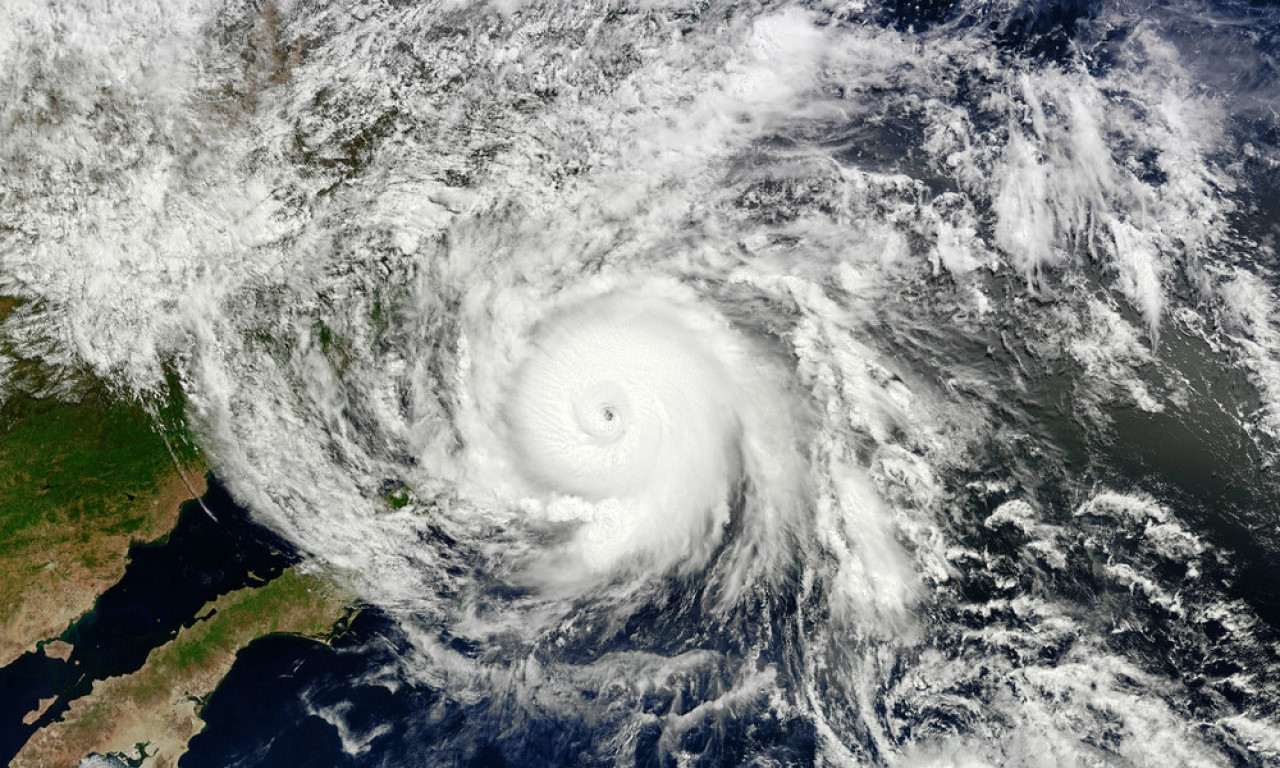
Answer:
[{"xmin": 3, "ymin": 0, "xmax": 1280, "ymax": 764}]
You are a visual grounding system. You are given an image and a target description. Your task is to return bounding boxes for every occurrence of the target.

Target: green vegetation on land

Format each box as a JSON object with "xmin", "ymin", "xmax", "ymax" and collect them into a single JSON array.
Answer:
[
  {"xmin": 0, "ymin": 291, "xmax": 353, "ymax": 768},
  {"xmin": 14, "ymin": 567, "xmax": 353, "ymax": 768},
  {"xmin": 0, "ymin": 384, "xmax": 204, "ymax": 665},
  {"xmin": 0, "ymin": 293, "xmax": 206, "ymax": 662},
  {"xmin": 82, "ymin": 568, "xmax": 347, "ymax": 718},
  {"xmin": 0, "ymin": 392, "xmax": 178, "ymax": 551},
  {"xmin": 0, "ymin": 393, "xmax": 351, "ymax": 767}
]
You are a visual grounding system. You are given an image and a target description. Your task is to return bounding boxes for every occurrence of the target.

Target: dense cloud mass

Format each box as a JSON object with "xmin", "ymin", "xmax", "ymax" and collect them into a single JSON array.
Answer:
[{"xmin": 3, "ymin": 0, "xmax": 1280, "ymax": 764}]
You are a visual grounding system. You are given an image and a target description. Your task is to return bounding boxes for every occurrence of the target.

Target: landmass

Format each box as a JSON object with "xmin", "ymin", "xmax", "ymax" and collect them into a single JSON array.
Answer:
[
  {"xmin": 0, "ymin": 296, "xmax": 355, "ymax": 765},
  {"xmin": 0, "ymin": 383, "xmax": 206, "ymax": 667},
  {"xmin": 13, "ymin": 567, "xmax": 352, "ymax": 768}
]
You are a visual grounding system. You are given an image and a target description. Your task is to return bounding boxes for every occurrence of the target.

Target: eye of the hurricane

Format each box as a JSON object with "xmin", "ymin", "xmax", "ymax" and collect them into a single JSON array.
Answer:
[{"xmin": 572, "ymin": 383, "xmax": 630, "ymax": 443}]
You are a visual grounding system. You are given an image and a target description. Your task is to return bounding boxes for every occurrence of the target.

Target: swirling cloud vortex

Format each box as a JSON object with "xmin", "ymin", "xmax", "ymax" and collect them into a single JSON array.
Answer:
[{"xmin": 505, "ymin": 293, "xmax": 752, "ymax": 575}]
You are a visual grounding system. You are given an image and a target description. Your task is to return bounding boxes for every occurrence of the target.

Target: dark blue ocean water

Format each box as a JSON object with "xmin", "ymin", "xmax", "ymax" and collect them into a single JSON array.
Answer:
[
  {"xmin": 0, "ymin": 478, "xmax": 298, "ymax": 764},
  {"xmin": 183, "ymin": 598, "xmax": 820, "ymax": 768}
]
